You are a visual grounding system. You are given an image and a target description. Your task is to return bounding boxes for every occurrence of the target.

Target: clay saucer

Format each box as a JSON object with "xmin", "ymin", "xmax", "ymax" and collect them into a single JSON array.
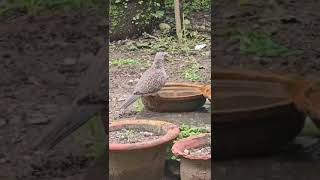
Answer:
[
  {"xmin": 213, "ymin": 69, "xmax": 308, "ymax": 159},
  {"xmin": 141, "ymin": 82, "xmax": 207, "ymax": 112}
]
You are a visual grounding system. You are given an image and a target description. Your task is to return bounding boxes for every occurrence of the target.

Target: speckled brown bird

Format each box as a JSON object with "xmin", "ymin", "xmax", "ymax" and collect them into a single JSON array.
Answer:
[
  {"xmin": 119, "ymin": 52, "xmax": 168, "ymax": 110},
  {"xmin": 31, "ymin": 47, "xmax": 107, "ymax": 152}
]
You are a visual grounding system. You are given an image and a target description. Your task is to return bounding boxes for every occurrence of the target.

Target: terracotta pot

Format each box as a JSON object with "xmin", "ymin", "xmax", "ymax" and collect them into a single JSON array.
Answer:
[
  {"xmin": 141, "ymin": 82, "xmax": 207, "ymax": 112},
  {"xmin": 213, "ymin": 69, "xmax": 308, "ymax": 159},
  {"xmin": 109, "ymin": 119, "xmax": 180, "ymax": 180},
  {"xmin": 302, "ymin": 81, "xmax": 320, "ymax": 129},
  {"xmin": 172, "ymin": 133, "xmax": 211, "ymax": 180}
]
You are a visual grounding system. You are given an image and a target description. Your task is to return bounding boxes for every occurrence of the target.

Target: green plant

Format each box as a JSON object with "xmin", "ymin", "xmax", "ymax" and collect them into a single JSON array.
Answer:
[
  {"xmin": 183, "ymin": 68, "xmax": 201, "ymax": 81},
  {"xmin": 134, "ymin": 98, "xmax": 144, "ymax": 112},
  {"xmin": 167, "ymin": 124, "xmax": 207, "ymax": 161},
  {"xmin": 72, "ymin": 114, "xmax": 106, "ymax": 159},
  {"xmin": 110, "ymin": 0, "xmax": 165, "ymax": 33},
  {"xmin": 110, "ymin": 58, "xmax": 140, "ymax": 66},
  {"xmin": 164, "ymin": 0, "xmax": 210, "ymax": 16},
  {"xmin": 0, "ymin": 0, "xmax": 44, "ymax": 16},
  {"xmin": 182, "ymin": 59, "xmax": 202, "ymax": 81},
  {"xmin": 126, "ymin": 30, "xmax": 209, "ymax": 53},
  {"xmin": 234, "ymin": 28, "xmax": 292, "ymax": 57}
]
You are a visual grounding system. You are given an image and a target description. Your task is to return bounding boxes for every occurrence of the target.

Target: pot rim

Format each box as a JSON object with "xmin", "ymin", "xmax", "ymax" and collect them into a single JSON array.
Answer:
[
  {"xmin": 109, "ymin": 119, "xmax": 180, "ymax": 151},
  {"xmin": 213, "ymin": 100, "xmax": 293, "ymax": 116},
  {"xmin": 303, "ymin": 81, "xmax": 320, "ymax": 128},
  {"xmin": 172, "ymin": 133, "xmax": 211, "ymax": 160},
  {"xmin": 212, "ymin": 69, "xmax": 310, "ymax": 122},
  {"xmin": 144, "ymin": 82, "xmax": 206, "ymax": 101}
]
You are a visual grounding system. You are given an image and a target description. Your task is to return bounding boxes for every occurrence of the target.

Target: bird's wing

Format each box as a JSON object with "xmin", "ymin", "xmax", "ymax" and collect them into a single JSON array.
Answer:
[
  {"xmin": 31, "ymin": 104, "xmax": 104, "ymax": 152},
  {"xmin": 133, "ymin": 69, "xmax": 167, "ymax": 95}
]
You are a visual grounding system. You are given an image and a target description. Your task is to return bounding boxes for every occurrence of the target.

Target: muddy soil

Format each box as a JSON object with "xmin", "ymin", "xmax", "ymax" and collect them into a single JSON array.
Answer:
[
  {"xmin": 0, "ymin": 12, "xmax": 106, "ymax": 180},
  {"xmin": 109, "ymin": 128, "xmax": 162, "ymax": 144}
]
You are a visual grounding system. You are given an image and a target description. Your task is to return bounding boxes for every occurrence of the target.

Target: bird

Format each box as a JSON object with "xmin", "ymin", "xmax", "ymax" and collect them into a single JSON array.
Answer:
[
  {"xmin": 119, "ymin": 52, "xmax": 168, "ymax": 110},
  {"xmin": 31, "ymin": 47, "xmax": 107, "ymax": 152}
]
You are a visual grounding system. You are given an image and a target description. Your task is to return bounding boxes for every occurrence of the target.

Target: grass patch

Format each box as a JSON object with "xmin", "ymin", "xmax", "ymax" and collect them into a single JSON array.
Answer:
[
  {"xmin": 181, "ymin": 60, "xmax": 202, "ymax": 81},
  {"xmin": 183, "ymin": 68, "xmax": 201, "ymax": 81},
  {"xmin": 133, "ymin": 98, "xmax": 144, "ymax": 112},
  {"xmin": 167, "ymin": 124, "xmax": 208, "ymax": 161},
  {"xmin": 218, "ymin": 26, "xmax": 301, "ymax": 57},
  {"xmin": 236, "ymin": 29, "xmax": 290, "ymax": 57},
  {"xmin": 110, "ymin": 58, "xmax": 140, "ymax": 66},
  {"xmin": 72, "ymin": 114, "xmax": 106, "ymax": 159}
]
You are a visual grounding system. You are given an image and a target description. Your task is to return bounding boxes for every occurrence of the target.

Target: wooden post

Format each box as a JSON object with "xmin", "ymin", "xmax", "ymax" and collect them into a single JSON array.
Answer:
[{"xmin": 174, "ymin": 0, "xmax": 183, "ymax": 41}]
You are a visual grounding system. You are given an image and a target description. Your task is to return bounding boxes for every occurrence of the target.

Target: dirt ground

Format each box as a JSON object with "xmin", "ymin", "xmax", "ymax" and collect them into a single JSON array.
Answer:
[
  {"xmin": 0, "ymin": 12, "xmax": 106, "ymax": 180},
  {"xmin": 214, "ymin": 0, "xmax": 320, "ymax": 78}
]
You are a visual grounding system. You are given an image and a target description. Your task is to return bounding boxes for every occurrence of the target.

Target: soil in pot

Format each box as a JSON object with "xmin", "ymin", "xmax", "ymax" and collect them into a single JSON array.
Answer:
[
  {"xmin": 109, "ymin": 128, "xmax": 162, "ymax": 144},
  {"xmin": 185, "ymin": 144, "xmax": 211, "ymax": 157},
  {"xmin": 174, "ymin": 134, "xmax": 211, "ymax": 180}
]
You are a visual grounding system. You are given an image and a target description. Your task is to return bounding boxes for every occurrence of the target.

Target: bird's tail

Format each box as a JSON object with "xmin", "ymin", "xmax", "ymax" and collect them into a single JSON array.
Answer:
[
  {"xmin": 31, "ymin": 104, "xmax": 103, "ymax": 152},
  {"xmin": 119, "ymin": 95, "xmax": 140, "ymax": 110}
]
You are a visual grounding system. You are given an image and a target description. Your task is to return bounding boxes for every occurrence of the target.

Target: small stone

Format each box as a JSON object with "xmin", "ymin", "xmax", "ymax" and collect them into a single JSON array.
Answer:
[
  {"xmin": 184, "ymin": 19, "xmax": 191, "ymax": 25},
  {"xmin": 159, "ymin": 23, "xmax": 171, "ymax": 31},
  {"xmin": 0, "ymin": 157, "xmax": 7, "ymax": 164},
  {"xmin": 27, "ymin": 116, "xmax": 50, "ymax": 125},
  {"xmin": 259, "ymin": 58, "xmax": 269, "ymax": 65},
  {"xmin": 142, "ymin": 132, "xmax": 153, "ymax": 137},
  {"xmin": 128, "ymin": 79, "xmax": 134, "ymax": 85},
  {"xmin": 28, "ymin": 76, "xmax": 41, "ymax": 85},
  {"xmin": 12, "ymin": 135, "xmax": 22, "ymax": 144},
  {"xmin": 0, "ymin": 118, "xmax": 7, "ymax": 128},
  {"xmin": 62, "ymin": 58, "xmax": 77, "ymax": 66},
  {"xmin": 183, "ymin": 149, "xmax": 189, "ymax": 154},
  {"xmin": 195, "ymin": 44, "xmax": 207, "ymax": 50},
  {"xmin": 117, "ymin": 98, "xmax": 126, "ymax": 102},
  {"xmin": 199, "ymin": 25, "xmax": 206, "ymax": 30}
]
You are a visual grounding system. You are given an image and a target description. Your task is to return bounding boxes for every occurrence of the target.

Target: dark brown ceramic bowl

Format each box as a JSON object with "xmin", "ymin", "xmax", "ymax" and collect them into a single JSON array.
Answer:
[
  {"xmin": 213, "ymin": 69, "xmax": 308, "ymax": 160},
  {"xmin": 141, "ymin": 82, "xmax": 207, "ymax": 112}
]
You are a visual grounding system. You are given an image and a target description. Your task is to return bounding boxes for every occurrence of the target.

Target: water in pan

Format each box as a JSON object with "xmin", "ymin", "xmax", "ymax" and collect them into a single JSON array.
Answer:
[
  {"xmin": 158, "ymin": 86, "xmax": 201, "ymax": 98},
  {"xmin": 213, "ymin": 80, "xmax": 290, "ymax": 110}
]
